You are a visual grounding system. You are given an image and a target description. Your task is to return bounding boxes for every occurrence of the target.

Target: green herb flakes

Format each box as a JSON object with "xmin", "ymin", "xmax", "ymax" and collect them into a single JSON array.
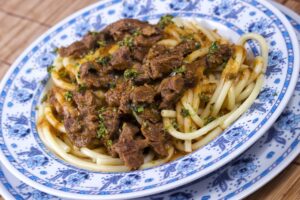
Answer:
[
  {"xmin": 118, "ymin": 36, "xmax": 134, "ymax": 48},
  {"xmin": 106, "ymin": 140, "xmax": 113, "ymax": 147},
  {"xmin": 97, "ymin": 109, "xmax": 107, "ymax": 139},
  {"xmin": 96, "ymin": 56, "xmax": 111, "ymax": 66},
  {"xmin": 205, "ymin": 116, "xmax": 216, "ymax": 125},
  {"xmin": 64, "ymin": 91, "xmax": 73, "ymax": 101},
  {"xmin": 172, "ymin": 65, "xmax": 186, "ymax": 75},
  {"xmin": 41, "ymin": 94, "xmax": 48, "ymax": 103},
  {"xmin": 47, "ymin": 65, "xmax": 55, "ymax": 73},
  {"xmin": 78, "ymin": 84, "xmax": 87, "ymax": 92},
  {"xmin": 124, "ymin": 69, "xmax": 138, "ymax": 79},
  {"xmin": 181, "ymin": 108, "xmax": 190, "ymax": 117},
  {"xmin": 158, "ymin": 14, "xmax": 174, "ymax": 29},
  {"xmin": 208, "ymin": 41, "xmax": 219, "ymax": 54},
  {"xmin": 97, "ymin": 40, "xmax": 106, "ymax": 47}
]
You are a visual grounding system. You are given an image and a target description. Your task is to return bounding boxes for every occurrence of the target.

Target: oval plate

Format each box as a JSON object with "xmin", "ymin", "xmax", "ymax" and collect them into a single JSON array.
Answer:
[{"xmin": 0, "ymin": 0, "xmax": 299, "ymax": 199}]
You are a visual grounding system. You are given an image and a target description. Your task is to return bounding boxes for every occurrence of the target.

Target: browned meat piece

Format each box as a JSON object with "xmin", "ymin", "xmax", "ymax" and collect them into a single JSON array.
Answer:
[
  {"xmin": 138, "ymin": 108, "xmax": 161, "ymax": 123},
  {"xmin": 206, "ymin": 43, "xmax": 232, "ymax": 68},
  {"xmin": 102, "ymin": 107, "xmax": 120, "ymax": 140},
  {"xmin": 132, "ymin": 63, "xmax": 150, "ymax": 84},
  {"xmin": 110, "ymin": 46, "xmax": 132, "ymax": 70},
  {"xmin": 141, "ymin": 122, "xmax": 167, "ymax": 156},
  {"xmin": 47, "ymin": 89, "xmax": 64, "ymax": 114},
  {"xmin": 131, "ymin": 46, "xmax": 149, "ymax": 62},
  {"xmin": 63, "ymin": 90, "xmax": 102, "ymax": 147},
  {"xmin": 130, "ymin": 85, "xmax": 157, "ymax": 104},
  {"xmin": 113, "ymin": 123, "xmax": 148, "ymax": 169},
  {"xmin": 58, "ymin": 42, "xmax": 89, "ymax": 58},
  {"xmin": 183, "ymin": 59, "xmax": 205, "ymax": 87},
  {"xmin": 105, "ymin": 81, "xmax": 129, "ymax": 107},
  {"xmin": 119, "ymin": 92, "xmax": 131, "ymax": 115},
  {"xmin": 173, "ymin": 40, "xmax": 198, "ymax": 57},
  {"xmin": 158, "ymin": 75, "xmax": 185, "ymax": 109},
  {"xmin": 81, "ymin": 32, "xmax": 109, "ymax": 49},
  {"xmin": 79, "ymin": 61, "xmax": 114, "ymax": 88},
  {"xmin": 144, "ymin": 45, "xmax": 183, "ymax": 79},
  {"xmin": 104, "ymin": 18, "xmax": 161, "ymax": 41}
]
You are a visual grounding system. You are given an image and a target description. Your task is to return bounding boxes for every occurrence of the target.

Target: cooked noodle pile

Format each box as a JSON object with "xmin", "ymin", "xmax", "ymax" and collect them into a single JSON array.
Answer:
[{"xmin": 37, "ymin": 16, "xmax": 268, "ymax": 172}]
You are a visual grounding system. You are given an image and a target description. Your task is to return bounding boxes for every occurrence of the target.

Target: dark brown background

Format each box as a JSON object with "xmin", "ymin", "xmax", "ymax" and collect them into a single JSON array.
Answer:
[{"xmin": 0, "ymin": 0, "xmax": 299, "ymax": 199}]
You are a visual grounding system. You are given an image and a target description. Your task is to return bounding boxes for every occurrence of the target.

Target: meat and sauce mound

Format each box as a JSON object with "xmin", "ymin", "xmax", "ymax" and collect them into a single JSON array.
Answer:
[{"xmin": 39, "ymin": 15, "xmax": 245, "ymax": 171}]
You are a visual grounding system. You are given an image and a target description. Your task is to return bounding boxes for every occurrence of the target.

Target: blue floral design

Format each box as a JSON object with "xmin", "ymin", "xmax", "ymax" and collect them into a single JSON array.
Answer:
[
  {"xmin": 20, "ymin": 77, "xmax": 37, "ymax": 90},
  {"xmin": 89, "ymin": 15, "xmax": 105, "ymax": 31},
  {"xmin": 17, "ymin": 147, "xmax": 49, "ymax": 169},
  {"xmin": 24, "ymin": 155, "xmax": 49, "ymax": 169},
  {"xmin": 160, "ymin": 163, "xmax": 177, "ymax": 179},
  {"xmin": 229, "ymin": 159, "xmax": 256, "ymax": 179},
  {"xmin": 119, "ymin": 174, "xmax": 141, "ymax": 188},
  {"xmin": 169, "ymin": 0, "xmax": 199, "ymax": 11},
  {"xmin": 176, "ymin": 157, "xmax": 197, "ymax": 174},
  {"xmin": 223, "ymin": 127, "xmax": 246, "ymax": 141},
  {"xmin": 122, "ymin": 0, "xmax": 139, "ymax": 18},
  {"xmin": 257, "ymin": 88, "xmax": 276, "ymax": 103},
  {"xmin": 75, "ymin": 20, "xmax": 91, "ymax": 37},
  {"xmin": 12, "ymin": 87, "xmax": 33, "ymax": 103},
  {"xmin": 265, "ymin": 127, "xmax": 286, "ymax": 145},
  {"xmin": 99, "ymin": 175, "xmax": 124, "ymax": 190},
  {"xmin": 276, "ymin": 111, "xmax": 300, "ymax": 131},
  {"xmin": 213, "ymin": 0, "xmax": 245, "ymax": 19},
  {"xmin": 36, "ymin": 51, "xmax": 55, "ymax": 68},
  {"xmin": 266, "ymin": 50, "xmax": 285, "ymax": 76},
  {"xmin": 64, "ymin": 172, "xmax": 89, "ymax": 187},
  {"xmin": 8, "ymin": 124, "xmax": 30, "ymax": 138},
  {"xmin": 169, "ymin": 192, "xmax": 193, "ymax": 200},
  {"xmin": 48, "ymin": 169, "xmax": 89, "ymax": 186},
  {"xmin": 17, "ymin": 183, "xmax": 60, "ymax": 200},
  {"xmin": 248, "ymin": 18, "xmax": 275, "ymax": 38}
]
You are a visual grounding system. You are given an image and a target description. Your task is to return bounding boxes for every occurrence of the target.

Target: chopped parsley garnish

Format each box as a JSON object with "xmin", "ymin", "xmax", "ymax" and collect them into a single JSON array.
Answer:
[
  {"xmin": 109, "ymin": 82, "xmax": 116, "ymax": 89},
  {"xmin": 205, "ymin": 116, "xmax": 216, "ymax": 125},
  {"xmin": 52, "ymin": 47, "xmax": 59, "ymax": 54},
  {"xmin": 131, "ymin": 104, "xmax": 145, "ymax": 114},
  {"xmin": 78, "ymin": 84, "xmax": 87, "ymax": 92},
  {"xmin": 172, "ymin": 121, "xmax": 179, "ymax": 129},
  {"xmin": 58, "ymin": 70, "xmax": 68, "ymax": 78},
  {"xmin": 158, "ymin": 14, "xmax": 174, "ymax": 29},
  {"xmin": 181, "ymin": 108, "xmax": 190, "ymax": 117},
  {"xmin": 64, "ymin": 91, "xmax": 73, "ymax": 102},
  {"xmin": 97, "ymin": 40, "xmax": 106, "ymax": 47},
  {"xmin": 124, "ymin": 69, "xmax": 138, "ymax": 79},
  {"xmin": 97, "ymin": 108, "xmax": 108, "ymax": 139},
  {"xmin": 180, "ymin": 34, "xmax": 194, "ymax": 41},
  {"xmin": 133, "ymin": 28, "xmax": 141, "ymax": 36},
  {"xmin": 96, "ymin": 55, "xmax": 111, "ymax": 66},
  {"xmin": 41, "ymin": 94, "xmax": 48, "ymax": 103},
  {"xmin": 172, "ymin": 65, "xmax": 186, "ymax": 75},
  {"xmin": 195, "ymin": 42, "xmax": 201, "ymax": 49},
  {"xmin": 199, "ymin": 93, "xmax": 210, "ymax": 104},
  {"xmin": 47, "ymin": 65, "xmax": 55, "ymax": 73},
  {"xmin": 106, "ymin": 140, "xmax": 113, "ymax": 147},
  {"xmin": 118, "ymin": 36, "xmax": 134, "ymax": 48},
  {"xmin": 208, "ymin": 41, "xmax": 219, "ymax": 54}
]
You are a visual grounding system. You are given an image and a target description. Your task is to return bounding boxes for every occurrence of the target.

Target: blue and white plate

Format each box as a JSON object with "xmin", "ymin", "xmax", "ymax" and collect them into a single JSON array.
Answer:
[{"xmin": 0, "ymin": 0, "xmax": 299, "ymax": 199}]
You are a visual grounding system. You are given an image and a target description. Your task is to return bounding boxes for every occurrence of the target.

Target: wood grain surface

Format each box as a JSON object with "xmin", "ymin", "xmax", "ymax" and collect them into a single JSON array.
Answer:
[{"xmin": 0, "ymin": 0, "xmax": 299, "ymax": 199}]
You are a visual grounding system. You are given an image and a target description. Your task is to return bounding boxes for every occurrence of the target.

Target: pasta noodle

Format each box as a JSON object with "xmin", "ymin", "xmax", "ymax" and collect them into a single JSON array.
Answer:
[{"xmin": 37, "ymin": 16, "xmax": 268, "ymax": 171}]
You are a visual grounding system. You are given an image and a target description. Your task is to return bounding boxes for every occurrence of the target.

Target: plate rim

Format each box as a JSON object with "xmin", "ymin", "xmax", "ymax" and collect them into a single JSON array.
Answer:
[{"xmin": 0, "ymin": 0, "xmax": 299, "ymax": 199}]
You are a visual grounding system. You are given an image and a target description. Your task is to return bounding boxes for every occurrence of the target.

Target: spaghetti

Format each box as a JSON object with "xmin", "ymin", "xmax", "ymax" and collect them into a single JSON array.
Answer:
[{"xmin": 37, "ymin": 15, "xmax": 268, "ymax": 172}]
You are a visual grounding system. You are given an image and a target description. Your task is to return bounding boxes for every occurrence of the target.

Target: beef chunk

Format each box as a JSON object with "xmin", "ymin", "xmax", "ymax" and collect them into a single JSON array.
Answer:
[
  {"xmin": 113, "ymin": 123, "xmax": 148, "ymax": 169},
  {"xmin": 173, "ymin": 40, "xmax": 198, "ymax": 57},
  {"xmin": 141, "ymin": 122, "xmax": 167, "ymax": 156},
  {"xmin": 110, "ymin": 46, "xmax": 133, "ymax": 70},
  {"xmin": 58, "ymin": 42, "xmax": 89, "ymax": 58},
  {"xmin": 138, "ymin": 108, "xmax": 161, "ymax": 123},
  {"xmin": 206, "ymin": 43, "xmax": 232, "ymax": 68},
  {"xmin": 79, "ymin": 61, "xmax": 114, "ymax": 88},
  {"xmin": 101, "ymin": 107, "xmax": 120, "ymax": 140},
  {"xmin": 183, "ymin": 59, "xmax": 205, "ymax": 87},
  {"xmin": 144, "ymin": 45, "xmax": 183, "ymax": 79},
  {"xmin": 105, "ymin": 81, "xmax": 130, "ymax": 107},
  {"xmin": 131, "ymin": 46, "xmax": 149, "ymax": 62},
  {"xmin": 130, "ymin": 85, "xmax": 157, "ymax": 104},
  {"xmin": 158, "ymin": 75, "xmax": 185, "ymax": 109},
  {"xmin": 132, "ymin": 63, "xmax": 150, "ymax": 84},
  {"xmin": 63, "ymin": 90, "xmax": 101, "ymax": 147},
  {"xmin": 104, "ymin": 19, "xmax": 161, "ymax": 41}
]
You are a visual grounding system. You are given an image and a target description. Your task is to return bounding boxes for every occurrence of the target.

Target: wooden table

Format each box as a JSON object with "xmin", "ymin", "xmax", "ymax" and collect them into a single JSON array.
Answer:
[{"xmin": 0, "ymin": 0, "xmax": 299, "ymax": 199}]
